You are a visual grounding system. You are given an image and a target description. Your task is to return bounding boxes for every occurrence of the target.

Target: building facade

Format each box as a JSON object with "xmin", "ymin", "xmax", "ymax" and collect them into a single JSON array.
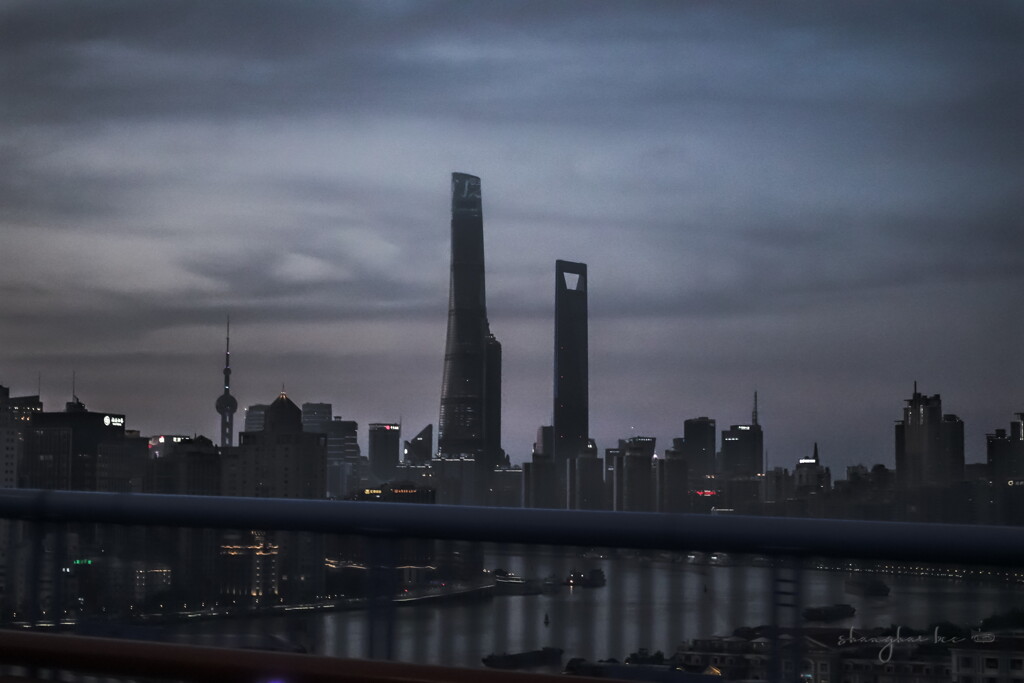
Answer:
[
  {"xmin": 437, "ymin": 173, "xmax": 504, "ymax": 478},
  {"xmin": 553, "ymin": 259, "xmax": 589, "ymax": 508}
]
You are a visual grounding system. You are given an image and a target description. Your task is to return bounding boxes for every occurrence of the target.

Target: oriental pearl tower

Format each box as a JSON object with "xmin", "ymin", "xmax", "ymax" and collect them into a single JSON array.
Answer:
[{"xmin": 215, "ymin": 317, "xmax": 237, "ymax": 447}]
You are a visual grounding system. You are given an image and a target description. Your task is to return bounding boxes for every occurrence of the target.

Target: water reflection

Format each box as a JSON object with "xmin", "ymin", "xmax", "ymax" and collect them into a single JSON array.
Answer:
[{"xmin": 170, "ymin": 548, "xmax": 1016, "ymax": 670}]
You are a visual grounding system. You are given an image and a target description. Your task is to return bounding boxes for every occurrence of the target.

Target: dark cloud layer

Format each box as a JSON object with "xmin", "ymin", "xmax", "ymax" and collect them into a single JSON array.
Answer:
[{"xmin": 1, "ymin": 1, "xmax": 1021, "ymax": 469}]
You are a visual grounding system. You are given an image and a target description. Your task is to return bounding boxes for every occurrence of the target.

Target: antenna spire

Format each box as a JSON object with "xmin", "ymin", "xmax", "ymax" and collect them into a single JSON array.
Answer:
[{"xmin": 752, "ymin": 390, "xmax": 759, "ymax": 426}]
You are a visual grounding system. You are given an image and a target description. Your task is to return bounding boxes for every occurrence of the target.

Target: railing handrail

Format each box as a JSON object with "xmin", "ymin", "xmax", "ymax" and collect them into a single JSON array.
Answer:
[
  {"xmin": 0, "ymin": 488, "xmax": 1021, "ymax": 566},
  {"xmin": 0, "ymin": 630, "xmax": 611, "ymax": 683}
]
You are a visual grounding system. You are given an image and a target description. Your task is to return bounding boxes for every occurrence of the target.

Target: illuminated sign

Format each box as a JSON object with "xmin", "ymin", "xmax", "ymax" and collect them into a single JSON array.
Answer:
[
  {"xmin": 738, "ymin": 425, "xmax": 750, "ymax": 431},
  {"xmin": 695, "ymin": 490, "xmax": 718, "ymax": 497},
  {"xmin": 103, "ymin": 415, "xmax": 125, "ymax": 427}
]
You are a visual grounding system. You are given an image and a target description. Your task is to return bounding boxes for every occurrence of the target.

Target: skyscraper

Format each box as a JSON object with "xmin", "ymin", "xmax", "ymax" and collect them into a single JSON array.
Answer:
[
  {"xmin": 895, "ymin": 384, "xmax": 964, "ymax": 489},
  {"xmin": 437, "ymin": 173, "xmax": 503, "ymax": 473},
  {"xmin": 718, "ymin": 395, "xmax": 763, "ymax": 478},
  {"xmin": 368, "ymin": 422, "xmax": 401, "ymax": 483},
  {"xmin": 214, "ymin": 318, "xmax": 237, "ymax": 448},
  {"xmin": 681, "ymin": 416, "xmax": 716, "ymax": 482},
  {"xmin": 404, "ymin": 424, "xmax": 433, "ymax": 465},
  {"xmin": 553, "ymin": 260, "xmax": 588, "ymax": 507}
]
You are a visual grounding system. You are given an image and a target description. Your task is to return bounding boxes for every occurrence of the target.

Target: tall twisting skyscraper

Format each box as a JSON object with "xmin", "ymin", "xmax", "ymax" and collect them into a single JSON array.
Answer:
[
  {"xmin": 214, "ymin": 317, "xmax": 237, "ymax": 447},
  {"xmin": 438, "ymin": 173, "xmax": 503, "ymax": 472}
]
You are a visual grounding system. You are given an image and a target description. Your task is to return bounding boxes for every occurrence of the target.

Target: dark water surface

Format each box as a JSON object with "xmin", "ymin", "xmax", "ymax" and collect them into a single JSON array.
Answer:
[{"xmin": 170, "ymin": 548, "xmax": 1018, "ymax": 669}]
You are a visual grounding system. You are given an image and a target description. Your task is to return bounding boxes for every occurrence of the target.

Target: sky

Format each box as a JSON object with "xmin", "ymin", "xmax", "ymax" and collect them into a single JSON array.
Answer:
[{"xmin": 1, "ymin": 1, "xmax": 1021, "ymax": 472}]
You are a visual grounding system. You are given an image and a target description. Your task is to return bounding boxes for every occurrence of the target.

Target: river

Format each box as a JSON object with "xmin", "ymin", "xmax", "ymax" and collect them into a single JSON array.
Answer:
[{"xmin": 168, "ymin": 547, "xmax": 1019, "ymax": 670}]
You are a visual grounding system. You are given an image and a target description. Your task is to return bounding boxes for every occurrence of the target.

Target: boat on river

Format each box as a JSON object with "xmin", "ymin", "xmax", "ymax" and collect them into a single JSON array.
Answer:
[
  {"xmin": 482, "ymin": 646, "xmax": 563, "ymax": 669},
  {"xmin": 564, "ymin": 568, "xmax": 606, "ymax": 588}
]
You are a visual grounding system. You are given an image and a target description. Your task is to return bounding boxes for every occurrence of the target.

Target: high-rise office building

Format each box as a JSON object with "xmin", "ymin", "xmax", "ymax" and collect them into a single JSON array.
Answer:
[
  {"xmin": 301, "ymin": 402, "xmax": 333, "ymax": 432},
  {"xmin": 719, "ymin": 424, "xmax": 763, "ymax": 478},
  {"xmin": 553, "ymin": 259, "xmax": 589, "ymax": 508},
  {"xmin": 987, "ymin": 413, "xmax": 1024, "ymax": 525},
  {"xmin": 368, "ymin": 422, "xmax": 401, "ymax": 483},
  {"xmin": 656, "ymin": 448, "xmax": 688, "ymax": 513},
  {"xmin": 0, "ymin": 385, "xmax": 39, "ymax": 489},
  {"xmin": 617, "ymin": 436, "xmax": 656, "ymax": 512},
  {"xmin": 437, "ymin": 172, "xmax": 503, "ymax": 474},
  {"xmin": 894, "ymin": 384, "xmax": 964, "ymax": 489},
  {"xmin": 20, "ymin": 396, "xmax": 143, "ymax": 492},
  {"xmin": 718, "ymin": 395, "xmax": 763, "ymax": 478},
  {"xmin": 681, "ymin": 416, "xmax": 716, "ymax": 482},
  {"xmin": 794, "ymin": 443, "xmax": 831, "ymax": 496},
  {"xmin": 243, "ymin": 404, "xmax": 269, "ymax": 433},
  {"xmin": 987, "ymin": 413, "xmax": 1024, "ymax": 484},
  {"xmin": 573, "ymin": 440, "xmax": 604, "ymax": 510},
  {"xmin": 404, "ymin": 424, "xmax": 433, "ymax": 465},
  {"xmin": 300, "ymin": 403, "xmax": 361, "ymax": 498},
  {"xmin": 214, "ymin": 318, "xmax": 237, "ymax": 448}
]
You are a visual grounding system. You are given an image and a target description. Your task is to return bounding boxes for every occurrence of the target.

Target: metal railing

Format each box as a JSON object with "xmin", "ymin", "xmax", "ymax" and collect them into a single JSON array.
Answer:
[{"xmin": 0, "ymin": 488, "xmax": 1022, "ymax": 682}]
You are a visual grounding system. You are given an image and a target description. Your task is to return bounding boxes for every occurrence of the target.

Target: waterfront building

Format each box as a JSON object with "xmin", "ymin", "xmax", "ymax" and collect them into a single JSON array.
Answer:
[
  {"xmin": 226, "ymin": 391, "xmax": 327, "ymax": 603},
  {"xmin": 227, "ymin": 392, "xmax": 326, "ymax": 500}
]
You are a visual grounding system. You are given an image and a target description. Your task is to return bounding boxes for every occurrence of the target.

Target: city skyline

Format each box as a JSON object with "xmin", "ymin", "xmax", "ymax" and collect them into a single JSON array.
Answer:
[{"xmin": 1, "ymin": 2, "xmax": 1021, "ymax": 470}]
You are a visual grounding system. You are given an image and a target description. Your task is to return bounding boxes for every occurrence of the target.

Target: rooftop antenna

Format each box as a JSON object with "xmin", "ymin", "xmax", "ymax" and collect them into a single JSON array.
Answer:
[{"xmin": 752, "ymin": 390, "xmax": 759, "ymax": 426}]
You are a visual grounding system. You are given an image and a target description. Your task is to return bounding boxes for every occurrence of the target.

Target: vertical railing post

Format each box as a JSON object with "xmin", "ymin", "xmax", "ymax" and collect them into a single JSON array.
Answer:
[
  {"xmin": 769, "ymin": 556, "xmax": 802, "ymax": 683},
  {"xmin": 366, "ymin": 536, "xmax": 398, "ymax": 661}
]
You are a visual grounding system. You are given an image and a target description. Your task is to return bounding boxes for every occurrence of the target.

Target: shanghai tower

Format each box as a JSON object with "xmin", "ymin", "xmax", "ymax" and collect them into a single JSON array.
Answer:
[{"xmin": 438, "ymin": 173, "xmax": 503, "ymax": 470}]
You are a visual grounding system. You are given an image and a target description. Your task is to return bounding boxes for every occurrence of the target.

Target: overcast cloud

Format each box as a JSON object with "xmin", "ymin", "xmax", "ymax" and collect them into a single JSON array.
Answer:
[{"xmin": 1, "ymin": 1, "xmax": 1021, "ymax": 470}]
